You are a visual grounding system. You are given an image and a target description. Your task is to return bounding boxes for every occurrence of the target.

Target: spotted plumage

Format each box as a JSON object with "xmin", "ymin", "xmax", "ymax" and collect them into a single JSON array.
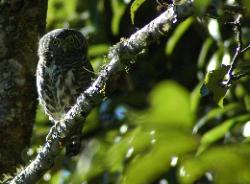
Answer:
[
  {"xmin": 36, "ymin": 28, "xmax": 94, "ymax": 155},
  {"xmin": 37, "ymin": 28, "xmax": 93, "ymax": 122}
]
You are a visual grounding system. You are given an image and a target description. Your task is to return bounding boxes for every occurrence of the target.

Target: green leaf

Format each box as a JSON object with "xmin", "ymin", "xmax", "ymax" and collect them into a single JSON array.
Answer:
[
  {"xmin": 88, "ymin": 44, "xmax": 109, "ymax": 57},
  {"xmin": 105, "ymin": 127, "xmax": 152, "ymax": 172},
  {"xmin": 130, "ymin": 0, "xmax": 147, "ymax": 24},
  {"xmin": 111, "ymin": 0, "xmax": 127, "ymax": 35},
  {"xmin": 193, "ymin": 103, "xmax": 243, "ymax": 133},
  {"xmin": 243, "ymin": 0, "xmax": 250, "ymax": 17},
  {"xmin": 166, "ymin": 17, "xmax": 194, "ymax": 55},
  {"xmin": 207, "ymin": 19, "xmax": 221, "ymax": 41},
  {"xmin": 179, "ymin": 145, "xmax": 250, "ymax": 184},
  {"xmin": 201, "ymin": 65, "xmax": 230, "ymax": 107},
  {"xmin": 190, "ymin": 82, "xmax": 203, "ymax": 115},
  {"xmin": 71, "ymin": 139, "xmax": 109, "ymax": 183},
  {"xmin": 121, "ymin": 129, "xmax": 197, "ymax": 184},
  {"xmin": 47, "ymin": 0, "xmax": 78, "ymax": 27},
  {"xmin": 193, "ymin": 0, "xmax": 211, "ymax": 15},
  {"xmin": 206, "ymin": 47, "xmax": 224, "ymax": 71},
  {"xmin": 198, "ymin": 114, "xmax": 250, "ymax": 153},
  {"xmin": 35, "ymin": 106, "xmax": 49, "ymax": 125},
  {"xmin": 197, "ymin": 38, "xmax": 213, "ymax": 69},
  {"xmin": 135, "ymin": 81, "xmax": 193, "ymax": 128}
]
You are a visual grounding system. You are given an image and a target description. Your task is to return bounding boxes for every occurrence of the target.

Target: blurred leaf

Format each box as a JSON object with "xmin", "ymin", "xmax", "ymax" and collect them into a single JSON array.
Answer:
[
  {"xmin": 71, "ymin": 139, "xmax": 109, "ymax": 183},
  {"xmin": 111, "ymin": 0, "xmax": 127, "ymax": 35},
  {"xmin": 201, "ymin": 65, "xmax": 229, "ymax": 107},
  {"xmin": 130, "ymin": 0, "xmax": 147, "ymax": 24},
  {"xmin": 190, "ymin": 82, "xmax": 203, "ymax": 115},
  {"xmin": 193, "ymin": 103, "xmax": 243, "ymax": 133},
  {"xmin": 82, "ymin": 108, "xmax": 99, "ymax": 134},
  {"xmin": 166, "ymin": 17, "xmax": 193, "ymax": 55},
  {"xmin": 106, "ymin": 127, "xmax": 152, "ymax": 172},
  {"xmin": 121, "ymin": 129, "xmax": 198, "ymax": 184},
  {"xmin": 51, "ymin": 170, "xmax": 71, "ymax": 184},
  {"xmin": 47, "ymin": 0, "xmax": 78, "ymax": 27},
  {"xmin": 88, "ymin": 44, "xmax": 109, "ymax": 57},
  {"xmin": 35, "ymin": 106, "xmax": 49, "ymax": 125},
  {"xmin": 179, "ymin": 145, "xmax": 250, "ymax": 184},
  {"xmin": 136, "ymin": 81, "xmax": 193, "ymax": 128},
  {"xmin": 206, "ymin": 47, "xmax": 224, "ymax": 72},
  {"xmin": 207, "ymin": 19, "xmax": 221, "ymax": 41},
  {"xmin": 244, "ymin": 95, "xmax": 250, "ymax": 112},
  {"xmin": 197, "ymin": 38, "xmax": 213, "ymax": 69},
  {"xmin": 194, "ymin": 0, "xmax": 211, "ymax": 15},
  {"xmin": 242, "ymin": 0, "xmax": 250, "ymax": 17},
  {"xmin": 198, "ymin": 114, "xmax": 250, "ymax": 153}
]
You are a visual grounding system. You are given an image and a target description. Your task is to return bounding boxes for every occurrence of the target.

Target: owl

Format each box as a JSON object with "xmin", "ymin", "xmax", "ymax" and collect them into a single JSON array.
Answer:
[{"xmin": 36, "ymin": 28, "xmax": 94, "ymax": 155}]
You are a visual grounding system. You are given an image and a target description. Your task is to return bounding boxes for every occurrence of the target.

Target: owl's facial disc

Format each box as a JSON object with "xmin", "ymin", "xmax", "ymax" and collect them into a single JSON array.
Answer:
[{"xmin": 39, "ymin": 29, "xmax": 88, "ymax": 58}]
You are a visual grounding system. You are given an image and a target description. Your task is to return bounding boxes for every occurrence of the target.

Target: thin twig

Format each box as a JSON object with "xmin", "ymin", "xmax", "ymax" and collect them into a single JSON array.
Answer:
[
  {"xmin": 226, "ymin": 14, "xmax": 243, "ymax": 85},
  {"xmin": 241, "ymin": 43, "xmax": 250, "ymax": 53},
  {"xmin": 232, "ymin": 70, "xmax": 250, "ymax": 81}
]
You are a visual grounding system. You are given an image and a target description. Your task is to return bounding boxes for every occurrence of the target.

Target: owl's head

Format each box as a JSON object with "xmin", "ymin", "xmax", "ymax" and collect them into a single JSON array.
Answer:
[{"xmin": 38, "ymin": 28, "xmax": 88, "ymax": 59}]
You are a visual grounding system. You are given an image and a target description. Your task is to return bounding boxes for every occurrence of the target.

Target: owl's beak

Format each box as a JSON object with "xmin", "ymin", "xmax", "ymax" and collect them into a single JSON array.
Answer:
[
  {"xmin": 63, "ymin": 46, "xmax": 67, "ymax": 52},
  {"xmin": 62, "ymin": 42, "xmax": 73, "ymax": 53}
]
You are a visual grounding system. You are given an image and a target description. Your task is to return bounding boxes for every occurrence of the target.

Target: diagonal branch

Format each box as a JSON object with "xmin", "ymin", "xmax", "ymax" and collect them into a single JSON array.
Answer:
[{"xmin": 10, "ymin": 2, "xmax": 193, "ymax": 184}]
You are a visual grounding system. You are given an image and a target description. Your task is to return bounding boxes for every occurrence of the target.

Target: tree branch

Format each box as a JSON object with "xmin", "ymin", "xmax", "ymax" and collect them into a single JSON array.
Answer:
[{"xmin": 10, "ymin": 2, "xmax": 194, "ymax": 184}]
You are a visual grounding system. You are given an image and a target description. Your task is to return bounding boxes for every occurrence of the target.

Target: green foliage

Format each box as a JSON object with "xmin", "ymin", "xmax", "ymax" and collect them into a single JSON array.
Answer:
[
  {"xmin": 33, "ymin": 0, "xmax": 250, "ymax": 184},
  {"xmin": 198, "ymin": 114, "xmax": 250, "ymax": 153},
  {"xmin": 111, "ymin": 0, "xmax": 128, "ymax": 35},
  {"xmin": 193, "ymin": 0, "xmax": 212, "ymax": 15},
  {"xmin": 166, "ymin": 17, "xmax": 194, "ymax": 55},
  {"xmin": 179, "ymin": 145, "xmax": 250, "ymax": 184},
  {"xmin": 130, "ymin": 0, "xmax": 147, "ymax": 24},
  {"xmin": 136, "ymin": 81, "xmax": 194, "ymax": 127},
  {"xmin": 201, "ymin": 65, "xmax": 229, "ymax": 107}
]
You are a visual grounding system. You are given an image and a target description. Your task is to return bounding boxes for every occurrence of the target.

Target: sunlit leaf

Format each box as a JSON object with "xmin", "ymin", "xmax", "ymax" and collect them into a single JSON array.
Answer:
[
  {"xmin": 130, "ymin": 0, "xmax": 147, "ymax": 24},
  {"xmin": 35, "ymin": 106, "xmax": 49, "ymax": 125},
  {"xmin": 136, "ymin": 81, "xmax": 193, "ymax": 128},
  {"xmin": 190, "ymin": 82, "xmax": 203, "ymax": 115},
  {"xmin": 208, "ymin": 19, "xmax": 221, "ymax": 41},
  {"xmin": 121, "ymin": 129, "xmax": 198, "ymax": 184},
  {"xmin": 166, "ymin": 17, "xmax": 193, "ymax": 55},
  {"xmin": 106, "ymin": 127, "xmax": 152, "ymax": 172},
  {"xmin": 193, "ymin": 0, "xmax": 211, "ymax": 15},
  {"xmin": 198, "ymin": 114, "xmax": 250, "ymax": 153},
  {"xmin": 70, "ymin": 139, "xmax": 109, "ymax": 183},
  {"xmin": 179, "ymin": 145, "xmax": 250, "ymax": 184},
  {"xmin": 47, "ymin": 0, "xmax": 78, "ymax": 27},
  {"xmin": 88, "ymin": 44, "xmax": 109, "ymax": 57},
  {"xmin": 197, "ymin": 38, "xmax": 213, "ymax": 69},
  {"xmin": 193, "ymin": 103, "xmax": 243, "ymax": 133},
  {"xmin": 50, "ymin": 169, "xmax": 71, "ymax": 184},
  {"xmin": 242, "ymin": 0, "xmax": 250, "ymax": 17},
  {"xmin": 111, "ymin": 0, "xmax": 127, "ymax": 35},
  {"xmin": 201, "ymin": 65, "xmax": 230, "ymax": 107},
  {"xmin": 206, "ymin": 47, "xmax": 224, "ymax": 72}
]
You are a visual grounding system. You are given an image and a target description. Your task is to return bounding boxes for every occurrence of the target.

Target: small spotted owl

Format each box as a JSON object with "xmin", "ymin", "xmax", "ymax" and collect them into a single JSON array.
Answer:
[{"xmin": 36, "ymin": 28, "xmax": 94, "ymax": 155}]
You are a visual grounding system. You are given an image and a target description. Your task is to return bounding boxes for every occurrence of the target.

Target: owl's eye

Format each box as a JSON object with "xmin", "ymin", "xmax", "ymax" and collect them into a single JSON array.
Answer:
[{"xmin": 52, "ymin": 39, "xmax": 60, "ymax": 46}]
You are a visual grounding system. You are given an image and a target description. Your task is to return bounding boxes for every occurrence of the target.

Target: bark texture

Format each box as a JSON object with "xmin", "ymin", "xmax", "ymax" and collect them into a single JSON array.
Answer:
[{"xmin": 0, "ymin": 0, "xmax": 47, "ymax": 175}]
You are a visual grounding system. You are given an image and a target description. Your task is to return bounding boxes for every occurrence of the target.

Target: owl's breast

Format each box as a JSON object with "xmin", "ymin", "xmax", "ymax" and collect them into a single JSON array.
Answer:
[
  {"xmin": 37, "ymin": 60, "xmax": 72, "ymax": 120},
  {"xmin": 37, "ymin": 57, "xmax": 93, "ymax": 122}
]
